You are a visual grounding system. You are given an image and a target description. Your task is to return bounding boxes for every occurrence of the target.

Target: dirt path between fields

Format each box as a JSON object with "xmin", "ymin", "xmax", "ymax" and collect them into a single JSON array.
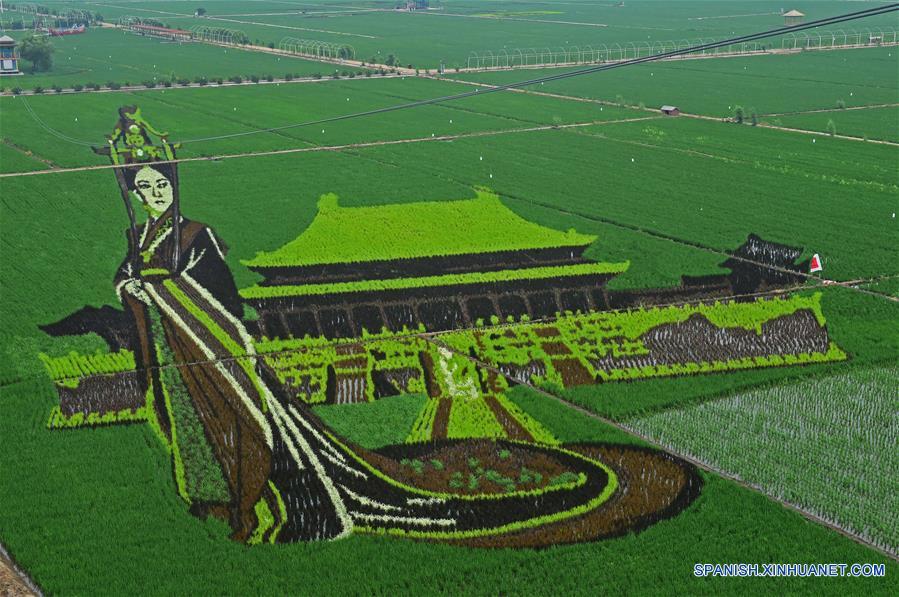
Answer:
[
  {"xmin": 433, "ymin": 75, "xmax": 899, "ymax": 146},
  {"xmin": 0, "ymin": 544, "xmax": 39, "ymax": 596},
  {"xmin": 1, "ymin": 72, "xmax": 406, "ymax": 97},
  {"xmin": 0, "ymin": 115, "xmax": 663, "ymax": 179},
  {"xmin": 93, "ymin": 4, "xmax": 378, "ymax": 38},
  {"xmin": 1, "ymin": 139, "xmax": 60, "ymax": 169},
  {"xmin": 760, "ymin": 102, "xmax": 899, "ymax": 117}
]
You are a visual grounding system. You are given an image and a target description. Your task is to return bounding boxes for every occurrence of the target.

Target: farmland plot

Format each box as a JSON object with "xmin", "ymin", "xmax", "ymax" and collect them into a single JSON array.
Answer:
[
  {"xmin": 362, "ymin": 121, "xmax": 898, "ymax": 281},
  {"xmin": 1, "ymin": 27, "xmax": 357, "ymax": 90},
  {"xmin": 1, "ymin": 4, "xmax": 898, "ymax": 590},
  {"xmin": 0, "ymin": 77, "xmax": 635, "ymax": 168},
  {"xmin": 764, "ymin": 106, "xmax": 899, "ymax": 143},
  {"xmin": 2, "ymin": 375, "xmax": 897, "ymax": 594},
  {"xmin": 458, "ymin": 47, "xmax": 899, "ymax": 117},
  {"xmin": 628, "ymin": 366, "xmax": 899, "ymax": 554},
  {"xmin": 30, "ymin": 0, "xmax": 899, "ymax": 68}
]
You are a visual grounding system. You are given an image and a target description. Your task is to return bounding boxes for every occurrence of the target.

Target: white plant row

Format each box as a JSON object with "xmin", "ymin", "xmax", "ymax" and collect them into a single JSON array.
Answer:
[{"xmin": 627, "ymin": 366, "xmax": 899, "ymax": 555}]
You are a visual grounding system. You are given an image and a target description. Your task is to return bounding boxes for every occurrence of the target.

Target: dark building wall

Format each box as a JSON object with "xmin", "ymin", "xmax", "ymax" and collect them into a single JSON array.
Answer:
[
  {"xmin": 251, "ymin": 274, "xmax": 617, "ymax": 339},
  {"xmin": 252, "ymin": 245, "xmax": 592, "ymax": 286}
]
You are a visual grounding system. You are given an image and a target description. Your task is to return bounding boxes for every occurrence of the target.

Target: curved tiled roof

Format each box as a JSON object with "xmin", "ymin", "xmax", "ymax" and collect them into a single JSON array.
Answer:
[{"xmin": 244, "ymin": 189, "xmax": 596, "ymax": 267}]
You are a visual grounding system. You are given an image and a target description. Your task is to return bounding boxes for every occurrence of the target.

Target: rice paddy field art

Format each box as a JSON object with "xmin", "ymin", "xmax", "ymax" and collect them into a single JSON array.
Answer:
[{"xmin": 1, "ymin": 1, "xmax": 897, "ymax": 595}]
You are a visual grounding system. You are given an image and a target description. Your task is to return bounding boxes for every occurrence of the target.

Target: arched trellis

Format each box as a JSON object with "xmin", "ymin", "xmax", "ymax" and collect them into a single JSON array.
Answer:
[
  {"xmin": 191, "ymin": 25, "xmax": 248, "ymax": 45},
  {"xmin": 511, "ymin": 48, "xmax": 524, "ymax": 67},
  {"xmin": 623, "ymin": 41, "xmax": 637, "ymax": 60},
  {"xmin": 609, "ymin": 43, "xmax": 623, "ymax": 62},
  {"xmin": 278, "ymin": 37, "xmax": 354, "ymax": 60},
  {"xmin": 497, "ymin": 48, "xmax": 510, "ymax": 68},
  {"xmin": 699, "ymin": 38, "xmax": 718, "ymax": 56},
  {"xmin": 580, "ymin": 44, "xmax": 595, "ymax": 63},
  {"xmin": 809, "ymin": 31, "xmax": 823, "ymax": 49},
  {"xmin": 461, "ymin": 28, "xmax": 897, "ymax": 71},
  {"xmin": 568, "ymin": 45, "xmax": 581, "ymax": 64},
  {"xmin": 550, "ymin": 47, "xmax": 567, "ymax": 65},
  {"xmin": 828, "ymin": 29, "xmax": 848, "ymax": 48},
  {"xmin": 781, "ymin": 32, "xmax": 796, "ymax": 50},
  {"xmin": 652, "ymin": 40, "xmax": 676, "ymax": 56},
  {"xmin": 780, "ymin": 27, "xmax": 899, "ymax": 50}
]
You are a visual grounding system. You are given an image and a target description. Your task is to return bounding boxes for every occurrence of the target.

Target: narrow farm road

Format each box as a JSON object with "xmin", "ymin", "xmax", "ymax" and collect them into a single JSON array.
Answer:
[
  {"xmin": 0, "ymin": 115, "xmax": 663, "ymax": 178},
  {"xmin": 0, "ymin": 544, "xmax": 39, "ymax": 596},
  {"xmin": 760, "ymin": 102, "xmax": 899, "ymax": 117},
  {"xmin": 432, "ymin": 75, "xmax": 899, "ymax": 146}
]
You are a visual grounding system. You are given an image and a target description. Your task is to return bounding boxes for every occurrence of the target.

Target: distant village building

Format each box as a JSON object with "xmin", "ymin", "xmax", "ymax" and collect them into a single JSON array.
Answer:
[
  {"xmin": 660, "ymin": 105, "xmax": 680, "ymax": 116},
  {"xmin": 0, "ymin": 36, "xmax": 21, "ymax": 76},
  {"xmin": 783, "ymin": 9, "xmax": 805, "ymax": 26}
]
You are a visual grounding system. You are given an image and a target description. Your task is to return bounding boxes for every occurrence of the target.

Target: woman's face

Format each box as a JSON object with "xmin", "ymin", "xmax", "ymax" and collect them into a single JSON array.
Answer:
[{"xmin": 133, "ymin": 166, "xmax": 173, "ymax": 215}]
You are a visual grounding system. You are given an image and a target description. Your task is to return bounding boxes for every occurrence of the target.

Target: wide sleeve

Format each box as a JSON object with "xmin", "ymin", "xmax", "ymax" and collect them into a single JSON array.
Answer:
[{"xmin": 176, "ymin": 227, "xmax": 245, "ymax": 320}]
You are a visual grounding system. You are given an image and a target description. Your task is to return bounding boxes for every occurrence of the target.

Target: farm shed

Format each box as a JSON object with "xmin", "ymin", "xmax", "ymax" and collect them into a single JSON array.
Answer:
[
  {"xmin": 0, "ymin": 36, "xmax": 21, "ymax": 76},
  {"xmin": 783, "ymin": 9, "xmax": 805, "ymax": 26},
  {"xmin": 660, "ymin": 105, "xmax": 680, "ymax": 116}
]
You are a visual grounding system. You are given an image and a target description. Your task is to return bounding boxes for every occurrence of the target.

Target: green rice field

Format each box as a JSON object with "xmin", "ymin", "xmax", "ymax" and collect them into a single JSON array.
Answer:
[{"xmin": 1, "ymin": 1, "xmax": 897, "ymax": 594}]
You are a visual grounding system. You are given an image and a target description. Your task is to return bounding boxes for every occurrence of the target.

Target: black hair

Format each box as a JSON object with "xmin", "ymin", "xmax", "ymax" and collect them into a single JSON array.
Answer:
[{"xmin": 121, "ymin": 162, "xmax": 177, "ymax": 193}]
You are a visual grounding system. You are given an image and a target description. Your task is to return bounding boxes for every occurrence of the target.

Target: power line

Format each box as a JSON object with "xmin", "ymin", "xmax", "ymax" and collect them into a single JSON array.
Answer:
[
  {"xmin": 177, "ymin": 4, "xmax": 899, "ymax": 144},
  {"xmin": 14, "ymin": 4, "xmax": 899, "ymax": 149},
  {"xmin": 6, "ymin": 273, "xmax": 894, "ymax": 390}
]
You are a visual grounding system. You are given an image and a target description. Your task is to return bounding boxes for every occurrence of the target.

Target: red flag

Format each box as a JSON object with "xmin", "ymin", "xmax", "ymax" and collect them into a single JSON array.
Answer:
[{"xmin": 810, "ymin": 254, "xmax": 823, "ymax": 273}]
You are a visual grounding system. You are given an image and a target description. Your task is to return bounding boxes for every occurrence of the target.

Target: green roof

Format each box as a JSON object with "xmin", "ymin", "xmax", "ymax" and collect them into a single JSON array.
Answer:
[
  {"xmin": 240, "ymin": 262, "xmax": 628, "ymax": 299},
  {"xmin": 243, "ymin": 189, "xmax": 596, "ymax": 268}
]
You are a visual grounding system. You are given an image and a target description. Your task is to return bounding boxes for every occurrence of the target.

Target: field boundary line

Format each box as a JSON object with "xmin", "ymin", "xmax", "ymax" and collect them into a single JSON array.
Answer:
[
  {"xmin": 760, "ymin": 103, "xmax": 899, "ymax": 117},
  {"xmin": 421, "ymin": 334, "xmax": 899, "ymax": 562},
  {"xmin": 95, "ymin": 22, "xmax": 402, "ymax": 74},
  {"xmin": 0, "ymin": 116, "xmax": 662, "ymax": 179},
  {"xmin": 432, "ymin": 75, "xmax": 899, "ymax": 145},
  {"xmin": 455, "ymin": 43, "xmax": 899, "ymax": 73},
  {"xmin": 0, "ymin": 139, "xmax": 59, "ymax": 169},
  {"xmin": 494, "ymin": 190, "xmax": 899, "ymax": 303},
  {"xmin": 0, "ymin": 542, "xmax": 41, "ymax": 596},
  {"xmin": 417, "ymin": 11, "xmax": 609, "ymax": 28},
  {"xmin": 0, "ymin": 72, "xmax": 406, "ymax": 97},
  {"xmin": 93, "ymin": 3, "xmax": 378, "ymax": 38},
  {"xmin": 749, "ymin": 121, "xmax": 899, "ymax": 146}
]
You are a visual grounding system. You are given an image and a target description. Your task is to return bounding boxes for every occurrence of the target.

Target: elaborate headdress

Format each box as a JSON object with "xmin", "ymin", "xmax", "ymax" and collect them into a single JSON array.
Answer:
[{"xmin": 94, "ymin": 107, "xmax": 183, "ymax": 269}]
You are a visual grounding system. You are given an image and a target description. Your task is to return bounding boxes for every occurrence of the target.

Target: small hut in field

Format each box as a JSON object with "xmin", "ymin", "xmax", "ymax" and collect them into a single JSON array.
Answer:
[{"xmin": 783, "ymin": 9, "xmax": 805, "ymax": 26}]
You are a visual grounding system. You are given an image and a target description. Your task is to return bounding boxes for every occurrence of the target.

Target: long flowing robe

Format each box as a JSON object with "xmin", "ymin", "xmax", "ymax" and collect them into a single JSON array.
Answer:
[
  {"xmin": 115, "ymin": 213, "xmax": 276, "ymax": 539},
  {"xmin": 115, "ymin": 212, "xmax": 617, "ymax": 544}
]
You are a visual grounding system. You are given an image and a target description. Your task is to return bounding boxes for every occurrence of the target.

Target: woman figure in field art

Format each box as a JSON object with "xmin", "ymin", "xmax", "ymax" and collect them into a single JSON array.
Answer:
[{"xmin": 97, "ymin": 106, "xmax": 653, "ymax": 546}]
